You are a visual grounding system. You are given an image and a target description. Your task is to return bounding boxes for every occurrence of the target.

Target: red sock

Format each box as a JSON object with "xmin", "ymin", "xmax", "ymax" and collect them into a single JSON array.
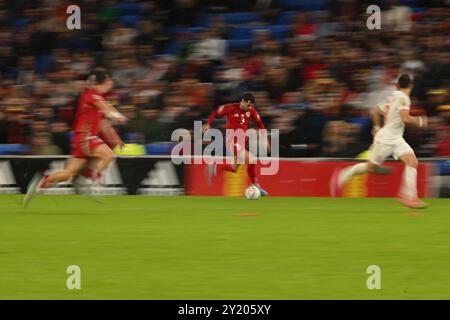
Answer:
[
  {"xmin": 82, "ymin": 168, "xmax": 94, "ymax": 179},
  {"xmin": 41, "ymin": 176, "xmax": 48, "ymax": 188},
  {"xmin": 247, "ymin": 164, "xmax": 256, "ymax": 184},
  {"xmin": 82, "ymin": 168, "xmax": 102, "ymax": 181},
  {"xmin": 40, "ymin": 175, "xmax": 50, "ymax": 188}
]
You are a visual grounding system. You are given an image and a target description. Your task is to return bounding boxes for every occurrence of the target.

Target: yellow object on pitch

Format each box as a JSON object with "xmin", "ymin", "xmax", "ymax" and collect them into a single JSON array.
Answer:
[
  {"xmin": 114, "ymin": 144, "xmax": 146, "ymax": 156},
  {"xmin": 356, "ymin": 150, "xmax": 370, "ymax": 160}
]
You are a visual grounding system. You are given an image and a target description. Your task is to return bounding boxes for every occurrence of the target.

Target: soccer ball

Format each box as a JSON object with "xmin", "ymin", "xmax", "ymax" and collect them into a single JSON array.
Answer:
[{"xmin": 245, "ymin": 185, "xmax": 261, "ymax": 200}]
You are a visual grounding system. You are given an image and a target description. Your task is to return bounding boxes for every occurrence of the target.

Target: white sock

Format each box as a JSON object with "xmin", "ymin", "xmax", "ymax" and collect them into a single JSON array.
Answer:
[
  {"xmin": 338, "ymin": 163, "xmax": 368, "ymax": 187},
  {"xmin": 400, "ymin": 166, "xmax": 417, "ymax": 200}
]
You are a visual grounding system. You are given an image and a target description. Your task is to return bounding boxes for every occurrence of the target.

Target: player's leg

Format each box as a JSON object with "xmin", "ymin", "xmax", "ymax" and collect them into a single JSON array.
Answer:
[
  {"xmin": 222, "ymin": 139, "xmax": 240, "ymax": 173},
  {"xmin": 23, "ymin": 157, "xmax": 87, "ymax": 207},
  {"xmin": 90, "ymin": 143, "xmax": 116, "ymax": 180},
  {"xmin": 80, "ymin": 157, "xmax": 101, "ymax": 180},
  {"xmin": 209, "ymin": 162, "xmax": 237, "ymax": 185},
  {"xmin": 335, "ymin": 160, "xmax": 392, "ymax": 187},
  {"xmin": 207, "ymin": 140, "xmax": 238, "ymax": 184},
  {"xmin": 241, "ymin": 147, "xmax": 268, "ymax": 196},
  {"xmin": 396, "ymin": 141, "xmax": 428, "ymax": 208},
  {"xmin": 42, "ymin": 157, "xmax": 87, "ymax": 187},
  {"xmin": 331, "ymin": 141, "xmax": 391, "ymax": 197},
  {"xmin": 337, "ymin": 162, "xmax": 370, "ymax": 186},
  {"xmin": 330, "ymin": 161, "xmax": 370, "ymax": 197},
  {"xmin": 85, "ymin": 123, "xmax": 122, "ymax": 183},
  {"xmin": 216, "ymin": 162, "xmax": 237, "ymax": 174},
  {"xmin": 84, "ymin": 119, "xmax": 120, "ymax": 181},
  {"xmin": 42, "ymin": 134, "xmax": 100, "ymax": 187},
  {"xmin": 72, "ymin": 158, "xmax": 99, "ymax": 194},
  {"xmin": 72, "ymin": 138, "xmax": 114, "ymax": 191}
]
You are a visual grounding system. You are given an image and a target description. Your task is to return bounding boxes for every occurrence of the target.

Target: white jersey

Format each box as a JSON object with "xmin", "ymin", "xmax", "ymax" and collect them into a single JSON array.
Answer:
[{"xmin": 374, "ymin": 90, "xmax": 410, "ymax": 144}]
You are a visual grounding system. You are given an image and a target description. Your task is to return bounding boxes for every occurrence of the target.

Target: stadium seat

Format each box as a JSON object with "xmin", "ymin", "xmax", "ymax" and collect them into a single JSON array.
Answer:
[
  {"xmin": 123, "ymin": 132, "xmax": 145, "ymax": 144},
  {"xmin": 35, "ymin": 55, "xmax": 53, "ymax": 74},
  {"xmin": 280, "ymin": 0, "xmax": 327, "ymax": 11},
  {"xmin": 0, "ymin": 144, "xmax": 30, "ymax": 155},
  {"xmin": 196, "ymin": 13, "xmax": 213, "ymax": 27},
  {"xmin": 348, "ymin": 117, "xmax": 372, "ymax": 128},
  {"xmin": 163, "ymin": 27, "xmax": 203, "ymax": 55},
  {"xmin": 5, "ymin": 67, "xmax": 18, "ymax": 79},
  {"xmin": 117, "ymin": 3, "xmax": 141, "ymax": 15},
  {"xmin": 230, "ymin": 26, "xmax": 290, "ymax": 41},
  {"xmin": 227, "ymin": 39, "xmax": 253, "ymax": 49},
  {"xmin": 221, "ymin": 12, "xmax": 261, "ymax": 25},
  {"xmin": 145, "ymin": 143, "xmax": 174, "ymax": 155},
  {"xmin": 168, "ymin": 27, "xmax": 204, "ymax": 34},
  {"xmin": 272, "ymin": 11, "xmax": 297, "ymax": 25},
  {"xmin": 412, "ymin": 7, "xmax": 427, "ymax": 14},
  {"xmin": 401, "ymin": 0, "xmax": 420, "ymax": 5},
  {"xmin": 119, "ymin": 15, "xmax": 141, "ymax": 28},
  {"xmin": 266, "ymin": 25, "xmax": 291, "ymax": 39},
  {"xmin": 439, "ymin": 161, "xmax": 450, "ymax": 175},
  {"xmin": 160, "ymin": 42, "xmax": 180, "ymax": 56},
  {"xmin": 196, "ymin": 12, "xmax": 261, "ymax": 28},
  {"xmin": 13, "ymin": 18, "xmax": 31, "ymax": 29},
  {"xmin": 230, "ymin": 27, "xmax": 255, "ymax": 40}
]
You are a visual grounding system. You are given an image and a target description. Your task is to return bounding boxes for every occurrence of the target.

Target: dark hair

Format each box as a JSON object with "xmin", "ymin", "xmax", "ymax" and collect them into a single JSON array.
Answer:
[
  {"xmin": 88, "ymin": 67, "xmax": 111, "ymax": 84},
  {"xmin": 241, "ymin": 92, "xmax": 255, "ymax": 104},
  {"xmin": 398, "ymin": 74, "xmax": 413, "ymax": 89}
]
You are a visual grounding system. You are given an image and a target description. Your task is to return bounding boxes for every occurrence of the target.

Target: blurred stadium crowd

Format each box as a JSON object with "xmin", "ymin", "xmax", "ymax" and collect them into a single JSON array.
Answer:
[{"xmin": 0, "ymin": 0, "xmax": 448, "ymax": 157}]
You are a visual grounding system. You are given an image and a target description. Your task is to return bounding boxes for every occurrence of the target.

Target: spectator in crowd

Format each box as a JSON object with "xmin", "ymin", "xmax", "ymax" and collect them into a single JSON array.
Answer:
[
  {"xmin": 30, "ymin": 132, "xmax": 62, "ymax": 155},
  {"xmin": 383, "ymin": 0, "xmax": 413, "ymax": 32},
  {"xmin": 190, "ymin": 29, "xmax": 226, "ymax": 61}
]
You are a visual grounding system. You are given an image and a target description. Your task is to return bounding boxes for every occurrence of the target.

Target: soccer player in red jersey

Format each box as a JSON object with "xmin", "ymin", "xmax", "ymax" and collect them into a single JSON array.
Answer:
[
  {"xmin": 71, "ymin": 117, "xmax": 125, "ymax": 194},
  {"xmin": 23, "ymin": 68, "xmax": 126, "ymax": 206},
  {"xmin": 203, "ymin": 92, "xmax": 269, "ymax": 196}
]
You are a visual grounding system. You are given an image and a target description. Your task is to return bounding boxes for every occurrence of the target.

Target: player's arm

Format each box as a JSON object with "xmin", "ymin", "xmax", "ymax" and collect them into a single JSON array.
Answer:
[
  {"xmin": 93, "ymin": 98, "xmax": 127, "ymax": 124},
  {"xmin": 370, "ymin": 105, "xmax": 383, "ymax": 135},
  {"xmin": 203, "ymin": 104, "xmax": 230, "ymax": 132},
  {"xmin": 100, "ymin": 118, "xmax": 125, "ymax": 149},
  {"xmin": 397, "ymin": 95, "xmax": 427, "ymax": 128},
  {"xmin": 251, "ymin": 108, "xmax": 265, "ymax": 130},
  {"xmin": 251, "ymin": 108, "xmax": 271, "ymax": 152},
  {"xmin": 399, "ymin": 109, "xmax": 427, "ymax": 128}
]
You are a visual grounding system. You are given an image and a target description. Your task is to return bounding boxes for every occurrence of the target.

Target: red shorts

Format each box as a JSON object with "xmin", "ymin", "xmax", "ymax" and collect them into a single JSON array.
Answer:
[{"xmin": 71, "ymin": 133, "xmax": 106, "ymax": 159}]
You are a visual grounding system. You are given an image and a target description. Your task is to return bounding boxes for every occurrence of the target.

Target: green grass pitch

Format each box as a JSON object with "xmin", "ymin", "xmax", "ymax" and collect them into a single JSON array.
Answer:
[{"xmin": 0, "ymin": 195, "xmax": 449, "ymax": 299}]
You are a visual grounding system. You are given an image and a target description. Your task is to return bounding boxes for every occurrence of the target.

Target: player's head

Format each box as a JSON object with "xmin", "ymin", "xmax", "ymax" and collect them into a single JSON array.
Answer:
[
  {"xmin": 88, "ymin": 67, "xmax": 113, "ymax": 93},
  {"xmin": 397, "ymin": 74, "xmax": 413, "ymax": 92},
  {"xmin": 240, "ymin": 92, "xmax": 255, "ymax": 111}
]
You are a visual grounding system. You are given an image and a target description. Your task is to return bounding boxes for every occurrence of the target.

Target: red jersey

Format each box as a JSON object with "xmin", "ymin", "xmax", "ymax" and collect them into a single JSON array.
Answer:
[
  {"xmin": 73, "ymin": 88, "xmax": 105, "ymax": 136},
  {"xmin": 207, "ymin": 103, "xmax": 265, "ymax": 131}
]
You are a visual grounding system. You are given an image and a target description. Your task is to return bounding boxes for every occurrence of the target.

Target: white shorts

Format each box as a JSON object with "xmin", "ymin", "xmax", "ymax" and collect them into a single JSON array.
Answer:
[{"xmin": 369, "ymin": 139, "xmax": 414, "ymax": 165}]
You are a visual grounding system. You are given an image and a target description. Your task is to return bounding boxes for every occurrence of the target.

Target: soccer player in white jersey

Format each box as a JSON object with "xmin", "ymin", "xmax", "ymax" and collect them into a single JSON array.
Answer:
[{"xmin": 330, "ymin": 74, "xmax": 429, "ymax": 209}]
